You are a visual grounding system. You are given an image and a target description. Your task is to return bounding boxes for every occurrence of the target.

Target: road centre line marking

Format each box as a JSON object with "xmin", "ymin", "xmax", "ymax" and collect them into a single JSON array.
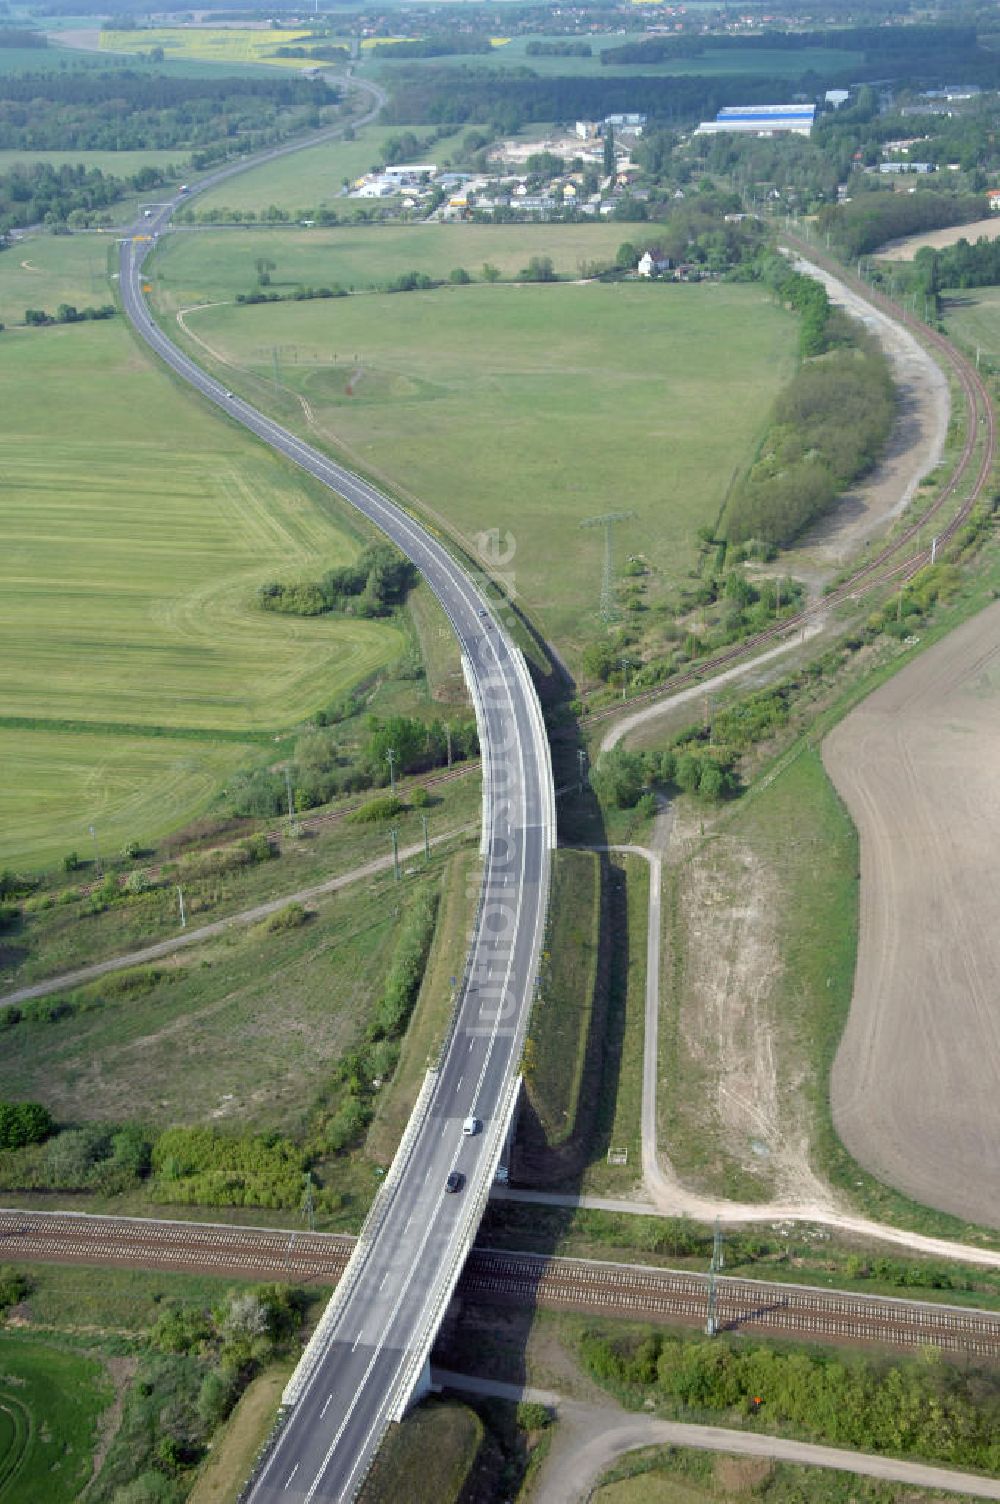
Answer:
[{"xmin": 319, "ymin": 1393, "xmax": 333, "ymax": 1419}]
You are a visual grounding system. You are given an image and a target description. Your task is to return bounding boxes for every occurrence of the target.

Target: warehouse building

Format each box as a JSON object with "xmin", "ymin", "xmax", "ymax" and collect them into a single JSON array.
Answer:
[{"xmin": 695, "ymin": 104, "xmax": 816, "ymax": 137}]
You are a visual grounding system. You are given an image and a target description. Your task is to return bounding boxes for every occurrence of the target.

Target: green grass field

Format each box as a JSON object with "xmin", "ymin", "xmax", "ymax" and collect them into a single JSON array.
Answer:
[
  {"xmin": 0, "ymin": 727, "xmax": 255, "ymax": 872},
  {"xmin": 154, "ymin": 222, "xmax": 636, "ymax": 304},
  {"xmin": 0, "ymin": 319, "xmax": 403, "ymax": 867},
  {"xmin": 941, "ymin": 286, "xmax": 1000, "ymax": 364},
  {"xmin": 527, "ymin": 848, "xmax": 601, "ymax": 1147},
  {"xmin": 363, "ymin": 36, "xmax": 864, "ymax": 78},
  {"xmin": 0, "ymin": 232, "xmax": 116, "ymax": 326},
  {"xmin": 0, "ymin": 867, "xmax": 413, "ymax": 1135},
  {"xmin": 0, "ymin": 1337, "xmax": 110, "ymax": 1504},
  {"xmin": 192, "ymin": 127, "xmax": 451, "ymax": 216},
  {"xmin": 159, "ymin": 276, "xmax": 797, "ymax": 662}
]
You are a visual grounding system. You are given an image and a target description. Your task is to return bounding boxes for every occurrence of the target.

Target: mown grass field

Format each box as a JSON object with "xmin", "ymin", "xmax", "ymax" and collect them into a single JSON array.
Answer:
[
  {"xmin": 0, "ymin": 319, "xmax": 403, "ymax": 867},
  {"xmin": 0, "ymin": 231, "xmax": 116, "ymax": 326},
  {"xmin": 161, "ymin": 278, "xmax": 797, "ymax": 662},
  {"xmin": 0, "ymin": 727, "xmax": 255, "ymax": 873},
  {"xmin": 155, "ymin": 222, "xmax": 634, "ymax": 305},
  {"xmin": 0, "ymin": 1337, "xmax": 110, "ymax": 1504}
]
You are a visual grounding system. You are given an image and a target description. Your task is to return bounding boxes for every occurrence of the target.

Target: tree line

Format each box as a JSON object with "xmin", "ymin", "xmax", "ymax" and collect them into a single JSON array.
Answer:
[
  {"xmin": 224, "ymin": 711, "xmax": 479, "ymax": 818},
  {"xmin": 722, "ymin": 257, "xmax": 895, "ymax": 546},
  {"xmin": 816, "ymin": 189, "xmax": 986, "ymax": 260},
  {"xmin": 0, "ymin": 69, "xmax": 335, "ymax": 152}
]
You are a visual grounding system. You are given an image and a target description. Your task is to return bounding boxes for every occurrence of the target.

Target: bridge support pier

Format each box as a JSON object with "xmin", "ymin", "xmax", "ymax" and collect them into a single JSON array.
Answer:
[{"xmin": 394, "ymin": 1356, "xmax": 432, "ymax": 1422}]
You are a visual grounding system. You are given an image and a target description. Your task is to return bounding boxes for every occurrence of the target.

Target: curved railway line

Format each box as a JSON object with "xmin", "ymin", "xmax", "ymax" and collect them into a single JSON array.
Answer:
[
  {"xmin": 586, "ymin": 240, "xmax": 996, "ymax": 727},
  {"xmin": 3, "ymin": 1210, "xmax": 999, "ymax": 1359}
]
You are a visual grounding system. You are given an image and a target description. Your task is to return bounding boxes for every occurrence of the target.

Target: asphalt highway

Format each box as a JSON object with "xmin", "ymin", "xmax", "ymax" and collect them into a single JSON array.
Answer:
[{"xmin": 117, "ymin": 124, "xmax": 554, "ymax": 1501}]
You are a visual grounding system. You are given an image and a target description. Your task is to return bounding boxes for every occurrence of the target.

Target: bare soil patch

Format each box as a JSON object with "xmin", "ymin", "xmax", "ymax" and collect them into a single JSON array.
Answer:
[
  {"xmin": 879, "ymin": 217, "xmax": 1000, "ymax": 261},
  {"xmin": 824, "ymin": 601, "xmax": 1000, "ymax": 1227},
  {"xmin": 668, "ymin": 810, "xmax": 820, "ymax": 1203}
]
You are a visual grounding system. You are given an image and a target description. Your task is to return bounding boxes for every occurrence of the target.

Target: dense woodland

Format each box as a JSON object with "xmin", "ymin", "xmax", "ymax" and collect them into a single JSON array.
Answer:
[
  {"xmin": 0, "ymin": 69, "xmax": 336, "ymax": 152},
  {"xmin": 0, "ymin": 158, "xmax": 164, "ymax": 234}
]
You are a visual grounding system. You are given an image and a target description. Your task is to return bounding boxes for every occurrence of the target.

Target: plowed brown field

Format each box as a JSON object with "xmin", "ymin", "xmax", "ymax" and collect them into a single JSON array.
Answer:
[{"xmin": 824, "ymin": 604, "xmax": 1000, "ymax": 1227}]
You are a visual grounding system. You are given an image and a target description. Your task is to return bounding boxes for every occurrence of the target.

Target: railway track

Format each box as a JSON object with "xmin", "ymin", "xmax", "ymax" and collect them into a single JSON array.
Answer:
[
  {"xmin": 584, "ymin": 244, "xmax": 997, "ymax": 728},
  {"xmin": 3, "ymin": 1210, "xmax": 999, "ymax": 1359}
]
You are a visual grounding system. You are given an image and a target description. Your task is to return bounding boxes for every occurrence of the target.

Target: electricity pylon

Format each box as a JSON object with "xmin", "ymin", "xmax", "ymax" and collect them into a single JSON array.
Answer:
[{"xmin": 580, "ymin": 510, "xmax": 636, "ymax": 622}]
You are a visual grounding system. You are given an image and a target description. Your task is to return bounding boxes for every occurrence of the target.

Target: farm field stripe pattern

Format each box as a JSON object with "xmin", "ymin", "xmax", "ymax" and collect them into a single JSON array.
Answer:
[
  {"xmin": 586, "ymin": 238, "xmax": 996, "ymax": 730},
  {"xmin": 2, "ymin": 1209, "xmax": 999, "ymax": 1358}
]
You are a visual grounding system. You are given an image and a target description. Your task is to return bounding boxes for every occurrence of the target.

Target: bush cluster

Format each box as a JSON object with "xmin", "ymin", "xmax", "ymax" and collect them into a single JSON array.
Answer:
[
  {"xmin": 581, "ymin": 1328, "xmax": 1000, "ymax": 1471},
  {"xmin": 92, "ymin": 1283, "xmax": 304, "ymax": 1501},
  {"xmin": 150, "ymin": 1126, "xmax": 307, "ymax": 1209},
  {"xmin": 223, "ymin": 712, "xmax": 477, "ymax": 819},
  {"xmin": 0, "ymin": 1121, "xmax": 152, "ymax": 1195},
  {"xmin": 259, "ymin": 542, "xmax": 415, "ymax": 619},
  {"xmin": 724, "ymin": 329, "xmax": 894, "ymax": 546}
]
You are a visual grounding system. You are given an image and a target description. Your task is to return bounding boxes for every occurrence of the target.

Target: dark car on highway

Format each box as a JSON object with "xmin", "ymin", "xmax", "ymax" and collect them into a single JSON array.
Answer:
[{"xmin": 445, "ymin": 1171, "xmax": 464, "ymax": 1194}]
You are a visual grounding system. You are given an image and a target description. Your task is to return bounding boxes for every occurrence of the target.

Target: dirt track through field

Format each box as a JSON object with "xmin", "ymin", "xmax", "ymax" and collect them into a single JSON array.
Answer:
[{"xmin": 824, "ymin": 604, "xmax": 1000, "ymax": 1227}]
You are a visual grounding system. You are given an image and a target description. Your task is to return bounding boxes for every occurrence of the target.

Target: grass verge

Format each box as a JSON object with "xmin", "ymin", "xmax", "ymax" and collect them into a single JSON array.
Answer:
[
  {"xmin": 367, "ymin": 846, "xmax": 482, "ymax": 1163},
  {"xmin": 524, "ymin": 849, "xmax": 601, "ymax": 1148}
]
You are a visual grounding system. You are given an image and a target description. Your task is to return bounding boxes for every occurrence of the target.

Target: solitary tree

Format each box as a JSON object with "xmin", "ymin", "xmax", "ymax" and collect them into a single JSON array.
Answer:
[{"xmin": 255, "ymin": 257, "xmax": 277, "ymax": 287}]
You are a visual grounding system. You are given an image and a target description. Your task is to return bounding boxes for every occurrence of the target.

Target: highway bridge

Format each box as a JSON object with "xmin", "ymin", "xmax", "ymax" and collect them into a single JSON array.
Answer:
[{"xmin": 118, "ymin": 105, "xmax": 555, "ymax": 1502}]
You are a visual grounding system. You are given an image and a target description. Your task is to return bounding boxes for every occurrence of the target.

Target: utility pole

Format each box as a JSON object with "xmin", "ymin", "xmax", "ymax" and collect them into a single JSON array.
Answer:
[
  {"xmin": 177, "ymin": 885, "xmax": 186, "ymax": 930},
  {"xmin": 390, "ymin": 826, "xmax": 400, "ymax": 881},
  {"xmin": 285, "ymin": 766, "xmax": 295, "ymax": 822},
  {"xmin": 421, "ymin": 813, "xmax": 430, "ymax": 863},
  {"xmin": 577, "ymin": 748, "xmax": 587, "ymax": 793},
  {"xmin": 302, "ymin": 1171, "xmax": 316, "ymax": 1232},
  {"xmin": 619, "ymin": 656, "xmax": 632, "ymax": 700},
  {"xmin": 931, "ymin": 534, "xmax": 938, "ymax": 565},
  {"xmin": 387, "ymin": 747, "xmax": 397, "ymax": 797},
  {"xmin": 88, "ymin": 823, "xmax": 101, "ymax": 876},
  {"xmin": 445, "ymin": 723, "xmax": 452, "ymax": 769},
  {"xmin": 706, "ymin": 1216, "xmax": 724, "ymax": 1336},
  {"xmin": 272, "ymin": 346, "xmax": 281, "ymax": 393},
  {"xmin": 580, "ymin": 510, "xmax": 636, "ymax": 623}
]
